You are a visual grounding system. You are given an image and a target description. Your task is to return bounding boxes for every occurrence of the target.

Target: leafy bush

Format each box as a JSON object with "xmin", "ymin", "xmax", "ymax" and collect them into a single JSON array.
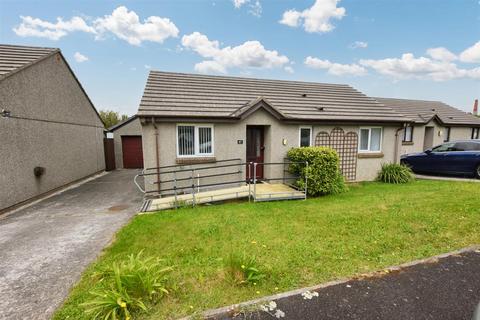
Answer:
[
  {"xmin": 226, "ymin": 253, "xmax": 266, "ymax": 286},
  {"xmin": 82, "ymin": 251, "xmax": 172, "ymax": 319},
  {"xmin": 377, "ymin": 163, "xmax": 414, "ymax": 184},
  {"xmin": 287, "ymin": 147, "xmax": 346, "ymax": 196}
]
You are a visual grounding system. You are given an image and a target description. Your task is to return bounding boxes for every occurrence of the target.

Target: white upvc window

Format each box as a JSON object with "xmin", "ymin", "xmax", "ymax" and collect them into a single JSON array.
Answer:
[
  {"xmin": 299, "ymin": 126, "xmax": 312, "ymax": 147},
  {"xmin": 359, "ymin": 127, "xmax": 383, "ymax": 152},
  {"xmin": 472, "ymin": 127, "xmax": 479, "ymax": 139},
  {"xmin": 403, "ymin": 125, "xmax": 414, "ymax": 142},
  {"xmin": 176, "ymin": 124, "xmax": 214, "ymax": 157}
]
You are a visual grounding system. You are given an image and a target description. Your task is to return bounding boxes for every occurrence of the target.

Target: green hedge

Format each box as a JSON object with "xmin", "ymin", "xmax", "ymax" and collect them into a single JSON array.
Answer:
[{"xmin": 287, "ymin": 147, "xmax": 346, "ymax": 196}]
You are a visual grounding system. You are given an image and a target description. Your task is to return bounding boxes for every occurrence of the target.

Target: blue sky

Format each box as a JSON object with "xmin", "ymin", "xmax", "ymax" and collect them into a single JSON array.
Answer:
[{"xmin": 1, "ymin": 0, "xmax": 479, "ymax": 116}]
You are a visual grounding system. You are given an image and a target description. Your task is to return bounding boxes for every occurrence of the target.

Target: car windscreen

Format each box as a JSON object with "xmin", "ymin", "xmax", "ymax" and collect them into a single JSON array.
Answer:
[{"xmin": 432, "ymin": 142, "xmax": 455, "ymax": 152}]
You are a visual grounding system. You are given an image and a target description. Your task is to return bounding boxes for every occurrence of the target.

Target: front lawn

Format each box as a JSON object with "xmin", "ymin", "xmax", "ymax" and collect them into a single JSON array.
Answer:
[{"xmin": 54, "ymin": 180, "xmax": 480, "ymax": 319}]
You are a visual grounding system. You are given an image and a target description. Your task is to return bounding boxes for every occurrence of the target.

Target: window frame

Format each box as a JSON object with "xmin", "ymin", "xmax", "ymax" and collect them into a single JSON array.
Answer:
[
  {"xmin": 472, "ymin": 127, "xmax": 480, "ymax": 140},
  {"xmin": 298, "ymin": 126, "xmax": 313, "ymax": 147},
  {"xmin": 443, "ymin": 127, "xmax": 451, "ymax": 142},
  {"xmin": 176, "ymin": 123, "xmax": 215, "ymax": 158},
  {"xmin": 359, "ymin": 127, "xmax": 383, "ymax": 153},
  {"xmin": 402, "ymin": 125, "xmax": 414, "ymax": 143}
]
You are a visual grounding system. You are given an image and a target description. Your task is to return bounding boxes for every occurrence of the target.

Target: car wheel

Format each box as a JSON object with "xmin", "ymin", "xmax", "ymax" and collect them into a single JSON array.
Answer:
[{"xmin": 476, "ymin": 164, "xmax": 480, "ymax": 179}]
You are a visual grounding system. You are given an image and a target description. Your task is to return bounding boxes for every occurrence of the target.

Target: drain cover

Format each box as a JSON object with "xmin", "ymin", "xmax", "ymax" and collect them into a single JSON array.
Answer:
[{"xmin": 108, "ymin": 204, "xmax": 129, "ymax": 212}]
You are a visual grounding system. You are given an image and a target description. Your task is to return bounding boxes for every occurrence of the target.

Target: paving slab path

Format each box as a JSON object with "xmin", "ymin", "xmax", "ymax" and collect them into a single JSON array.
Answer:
[
  {"xmin": 210, "ymin": 249, "xmax": 480, "ymax": 320},
  {"xmin": 0, "ymin": 170, "xmax": 143, "ymax": 320}
]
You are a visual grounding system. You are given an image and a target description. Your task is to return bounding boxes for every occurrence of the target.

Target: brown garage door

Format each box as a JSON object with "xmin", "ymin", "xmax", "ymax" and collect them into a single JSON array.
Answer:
[{"xmin": 121, "ymin": 136, "xmax": 144, "ymax": 169}]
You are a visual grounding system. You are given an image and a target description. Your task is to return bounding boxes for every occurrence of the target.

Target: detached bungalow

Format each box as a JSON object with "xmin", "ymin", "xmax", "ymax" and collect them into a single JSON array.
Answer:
[
  {"xmin": 137, "ymin": 71, "xmax": 411, "ymax": 193},
  {"xmin": 376, "ymin": 98, "xmax": 480, "ymax": 157}
]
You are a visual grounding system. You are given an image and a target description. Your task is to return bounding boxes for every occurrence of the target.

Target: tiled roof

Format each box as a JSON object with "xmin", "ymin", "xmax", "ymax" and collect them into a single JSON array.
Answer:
[
  {"xmin": 138, "ymin": 71, "xmax": 409, "ymax": 123},
  {"xmin": 375, "ymin": 97, "xmax": 480, "ymax": 126},
  {"xmin": 0, "ymin": 44, "xmax": 59, "ymax": 80}
]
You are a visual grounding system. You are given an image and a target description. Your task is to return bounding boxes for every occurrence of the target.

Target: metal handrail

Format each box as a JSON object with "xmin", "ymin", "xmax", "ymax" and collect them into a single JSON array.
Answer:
[
  {"xmin": 143, "ymin": 158, "xmax": 242, "ymax": 171},
  {"xmin": 154, "ymin": 170, "xmax": 242, "ymax": 184},
  {"xmin": 145, "ymin": 179, "xmax": 247, "ymax": 194},
  {"xmin": 135, "ymin": 160, "xmax": 309, "ymax": 208},
  {"xmin": 141, "ymin": 162, "xmax": 246, "ymax": 176}
]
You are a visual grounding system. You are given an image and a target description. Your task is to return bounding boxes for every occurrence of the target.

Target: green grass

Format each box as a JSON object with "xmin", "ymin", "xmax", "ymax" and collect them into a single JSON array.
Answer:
[{"xmin": 54, "ymin": 180, "xmax": 480, "ymax": 319}]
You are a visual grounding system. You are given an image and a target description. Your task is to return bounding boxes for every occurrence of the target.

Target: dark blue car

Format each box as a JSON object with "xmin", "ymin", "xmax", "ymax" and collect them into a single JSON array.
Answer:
[{"xmin": 400, "ymin": 140, "xmax": 480, "ymax": 179}]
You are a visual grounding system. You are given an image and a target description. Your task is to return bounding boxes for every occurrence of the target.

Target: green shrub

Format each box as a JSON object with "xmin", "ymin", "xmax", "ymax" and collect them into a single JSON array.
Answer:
[
  {"xmin": 377, "ymin": 163, "xmax": 414, "ymax": 184},
  {"xmin": 82, "ymin": 251, "xmax": 172, "ymax": 319},
  {"xmin": 226, "ymin": 253, "xmax": 266, "ymax": 286},
  {"xmin": 287, "ymin": 147, "xmax": 346, "ymax": 196}
]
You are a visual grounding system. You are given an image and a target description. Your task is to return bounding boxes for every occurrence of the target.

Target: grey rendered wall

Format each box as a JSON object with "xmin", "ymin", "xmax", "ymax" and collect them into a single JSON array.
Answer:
[
  {"xmin": 112, "ymin": 118, "xmax": 142, "ymax": 168},
  {"xmin": 397, "ymin": 120, "xmax": 476, "ymax": 158},
  {"xmin": 141, "ymin": 109, "xmax": 402, "ymax": 193},
  {"xmin": 0, "ymin": 53, "xmax": 105, "ymax": 211}
]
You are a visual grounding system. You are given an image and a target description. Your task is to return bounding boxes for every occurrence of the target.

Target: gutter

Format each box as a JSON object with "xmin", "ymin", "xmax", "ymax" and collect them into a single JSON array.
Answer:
[
  {"xmin": 152, "ymin": 117, "xmax": 161, "ymax": 194},
  {"xmin": 394, "ymin": 124, "xmax": 406, "ymax": 164}
]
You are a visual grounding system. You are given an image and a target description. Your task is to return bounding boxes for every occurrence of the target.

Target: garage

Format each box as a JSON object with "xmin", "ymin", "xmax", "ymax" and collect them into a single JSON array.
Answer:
[{"xmin": 121, "ymin": 136, "xmax": 144, "ymax": 168}]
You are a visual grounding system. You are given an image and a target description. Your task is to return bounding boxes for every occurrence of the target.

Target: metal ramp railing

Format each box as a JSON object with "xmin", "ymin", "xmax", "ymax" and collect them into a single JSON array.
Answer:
[{"xmin": 134, "ymin": 158, "xmax": 308, "ymax": 211}]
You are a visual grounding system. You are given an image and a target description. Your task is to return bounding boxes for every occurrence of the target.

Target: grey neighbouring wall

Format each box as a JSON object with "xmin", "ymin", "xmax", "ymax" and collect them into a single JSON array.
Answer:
[{"xmin": 0, "ymin": 53, "xmax": 105, "ymax": 211}]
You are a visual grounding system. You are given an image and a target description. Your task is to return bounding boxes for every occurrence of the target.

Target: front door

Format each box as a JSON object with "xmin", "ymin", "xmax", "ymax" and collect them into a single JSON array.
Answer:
[
  {"xmin": 423, "ymin": 127, "xmax": 434, "ymax": 150},
  {"xmin": 246, "ymin": 126, "xmax": 264, "ymax": 180}
]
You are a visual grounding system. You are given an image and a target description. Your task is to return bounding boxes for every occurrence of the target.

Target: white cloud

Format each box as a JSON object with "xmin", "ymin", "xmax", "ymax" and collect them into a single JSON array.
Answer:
[
  {"xmin": 426, "ymin": 47, "xmax": 457, "ymax": 61},
  {"xmin": 284, "ymin": 66, "xmax": 294, "ymax": 73},
  {"xmin": 349, "ymin": 41, "xmax": 368, "ymax": 49},
  {"xmin": 13, "ymin": 16, "xmax": 95, "ymax": 40},
  {"xmin": 74, "ymin": 52, "xmax": 89, "ymax": 63},
  {"xmin": 182, "ymin": 32, "xmax": 289, "ymax": 74},
  {"xmin": 94, "ymin": 6, "xmax": 179, "ymax": 45},
  {"xmin": 233, "ymin": 0, "xmax": 248, "ymax": 8},
  {"xmin": 305, "ymin": 56, "xmax": 367, "ymax": 76},
  {"xmin": 232, "ymin": 0, "xmax": 262, "ymax": 17},
  {"xmin": 195, "ymin": 60, "xmax": 227, "ymax": 74},
  {"xmin": 249, "ymin": 1, "xmax": 262, "ymax": 17},
  {"xmin": 279, "ymin": 0, "xmax": 346, "ymax": 33},
  {"xmin": 459, "ymin": 41, "xmax": 480, "ymax": 63},
  {"xmin": 13, "ymin": 6, "xmax": 178, "ymax": 46},
  {"xmin": 360, "ymin": 53, "xmax": 480, "ymax": 81}
]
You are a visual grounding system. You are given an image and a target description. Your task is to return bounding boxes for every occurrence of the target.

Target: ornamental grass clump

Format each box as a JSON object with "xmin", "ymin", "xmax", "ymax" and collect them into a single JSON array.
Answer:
[
  {"xmin": 226, "ymin": 252, "xmax": 266, "ymax": 286},
  {"xmin": 287, "ymin": 146, "xmax": 346, "ymax": 196},
  {"xmin": 377, "ymin": 163, "xmax": 414, "ymax": 184},
  {"xmin": 81, "ymin": 251, "xmax": 172, "ymax": 320}
]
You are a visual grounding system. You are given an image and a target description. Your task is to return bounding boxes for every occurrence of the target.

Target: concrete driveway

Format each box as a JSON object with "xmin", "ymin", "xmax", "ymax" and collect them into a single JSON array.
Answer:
[{"xmin": 0, "ymin": 170, "xmax": 143, "ymax": 320}]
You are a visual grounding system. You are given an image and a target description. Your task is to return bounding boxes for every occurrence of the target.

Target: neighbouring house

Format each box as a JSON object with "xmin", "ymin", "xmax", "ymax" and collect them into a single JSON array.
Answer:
[
  {"xmin": 375, "ymin": 97, "xmax": 480, "ymax": 157},
  {"xmin": 107, "ymin": 115, "xmax": 144, "ymax": 169},
  {"xmin": 0, "ymin": 44, "xmax": 105, "ymax": 211},
  {"xmin": 136, "ymin": 71, "xmax": 411, "ymax": 194}
]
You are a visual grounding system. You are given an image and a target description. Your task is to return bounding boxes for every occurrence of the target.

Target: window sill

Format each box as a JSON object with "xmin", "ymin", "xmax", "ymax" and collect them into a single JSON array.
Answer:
[
  {"xmin": 358, "ymin": 152, "xmax": 384, "ymax": 159},
  {"xmin": 402, "ymin": 141, "xmax": 414, "ymax": 146},
  {"xmin": 176, "ymin": 157, "xmax": 216, "ymax": 165}
]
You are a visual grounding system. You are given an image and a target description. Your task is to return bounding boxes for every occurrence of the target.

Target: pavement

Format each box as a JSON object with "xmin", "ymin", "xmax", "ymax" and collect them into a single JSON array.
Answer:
[
  {"xmin": 415, "ymin": 174, "xmax": 480, "ymax": 182},
  {"xmin": 0, "ymin": 170, "xmax": 143, "ymax": 320},
  {"xmin": 209, "ymin": 248, "xmax": 480, "ymax": 320}
]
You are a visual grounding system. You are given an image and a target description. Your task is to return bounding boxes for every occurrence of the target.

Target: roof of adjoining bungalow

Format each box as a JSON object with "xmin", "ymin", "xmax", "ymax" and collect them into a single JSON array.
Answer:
[
  {"xmin": 0, "ymin": 44, "xmax": 59, "ymax": 80},
  {"xmin": 0, "ymin": 44, "xmax": 105, "ymax": 126},
  {"xmin": 138, "ymin": 71, "xmax": 410, "ymax": 123},
  {"xmin": 375, "ymin": 97, "xmax": 480, "ymax": 127},
  {"xmin": 107, "ymin": 115, "xmax": 138, "ymax": 132}
]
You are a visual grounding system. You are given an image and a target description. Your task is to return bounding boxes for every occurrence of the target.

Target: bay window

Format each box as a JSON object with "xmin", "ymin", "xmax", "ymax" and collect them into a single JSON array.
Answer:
[
  {"xmin": 177, "ymin": 124, "xmax": 214, "ymax": 157},
  {"xmin": 359, "ymin": 127, "xmax": 382, "ymax": 152}
]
